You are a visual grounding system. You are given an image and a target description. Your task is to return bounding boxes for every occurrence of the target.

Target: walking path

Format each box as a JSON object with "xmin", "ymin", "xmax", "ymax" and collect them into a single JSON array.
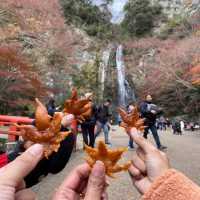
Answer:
[{"xmin": 33, "ymin": 127, "xmax": 200, "ymax": 200}]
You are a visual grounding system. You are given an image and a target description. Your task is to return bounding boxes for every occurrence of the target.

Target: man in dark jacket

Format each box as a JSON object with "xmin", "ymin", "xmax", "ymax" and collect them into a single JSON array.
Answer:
[
  {"xmin": 81, "ymin": 93, "xmax": 97, "ymax": 147},
  {"xmin": 46, "ymin": 98, "xmax": 56, "ymax": 116},
  {"xmin": 95, "ymin": 99, "xmax": 112, "ymax": 145},
  {"xmin": 140, "ymin": 95, "xmax": 166, "ymax": 150}
]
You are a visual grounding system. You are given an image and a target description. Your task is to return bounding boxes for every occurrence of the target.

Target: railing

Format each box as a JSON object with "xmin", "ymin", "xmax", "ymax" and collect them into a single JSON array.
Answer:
[{"xmin": 0, "ymin": 115, "xmax": 34, "ymax": 142}]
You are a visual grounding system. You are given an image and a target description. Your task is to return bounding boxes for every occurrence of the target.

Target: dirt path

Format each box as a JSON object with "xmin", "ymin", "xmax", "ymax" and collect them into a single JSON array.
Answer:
[{"xmin": 32, "ymin": 127, "xmax": 200, "ymax": 200}]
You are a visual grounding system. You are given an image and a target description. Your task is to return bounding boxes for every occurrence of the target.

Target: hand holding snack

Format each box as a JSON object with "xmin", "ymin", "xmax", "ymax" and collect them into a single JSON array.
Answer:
[
  {"xmin": 53, "ymin": 161, "xmax": 108, "ymax": 200},
  {"xmin": 16, "ymin": 99, "xmax": 70, "ymax": 158},
  {"xmin": 128, "ymin": 128, "xmax": 170, "ymax": 194}
]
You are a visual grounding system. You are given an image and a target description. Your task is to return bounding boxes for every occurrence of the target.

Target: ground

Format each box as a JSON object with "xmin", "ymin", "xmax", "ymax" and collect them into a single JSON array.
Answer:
[{"xmin": 33, "ymin": 127, "xmax": 200, "ymax": 200}]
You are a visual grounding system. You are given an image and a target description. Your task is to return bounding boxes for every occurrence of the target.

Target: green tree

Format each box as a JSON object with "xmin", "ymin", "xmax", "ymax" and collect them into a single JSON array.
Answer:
[
  {"xmin": 60, "ymin": 0, "xmax": 113, "ymax": 39},
  {"xmin": 122, "ymin": 0, "xmax": 162, "ymax": 37},
  {"xmin": 72, "ymin": 54, "xmax": 101, "ymax": 102}
]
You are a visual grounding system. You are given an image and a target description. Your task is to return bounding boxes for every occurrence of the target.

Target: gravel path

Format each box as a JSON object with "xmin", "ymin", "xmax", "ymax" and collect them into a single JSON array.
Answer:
[{"xmin": 32, "ymin": 127, "xmax": 200, "ymax": 200}]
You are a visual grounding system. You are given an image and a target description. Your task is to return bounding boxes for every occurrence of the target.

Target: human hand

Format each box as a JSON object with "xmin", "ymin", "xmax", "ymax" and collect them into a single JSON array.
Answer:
[
  {"xmin": 0, "ymin": 144, "xmax": 43, "ymax": 200},
  {"xmin": 23, "ymin": 141, "xmax": 34, "ymax": 150},
  {"xmin": 61, "ymin": 114, "xmax": 75, "ymax": 127},
  {"xmin": 128, "ymin": 128, "xmax": 170, "ymax": 194},
  {"xmin": 53, "ymin": 161, "xmax": 108, "ymax": 200},
  {"xmin": 150, "ymin": 110, "xmax": 156, "ymax": 114}
]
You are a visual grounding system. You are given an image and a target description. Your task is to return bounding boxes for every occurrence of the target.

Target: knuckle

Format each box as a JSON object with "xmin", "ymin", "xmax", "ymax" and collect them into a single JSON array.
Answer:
[
  {"xmin": 150, "ymin": 148, "xmax": 159, "ymax": 155},
  {"xmin": 89, "ymin": 176, "xmax": 104, "ymax": 189}
]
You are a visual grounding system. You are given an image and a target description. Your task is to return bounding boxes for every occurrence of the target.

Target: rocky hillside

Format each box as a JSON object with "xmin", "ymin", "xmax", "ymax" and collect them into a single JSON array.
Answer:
[
  {"xmin": 0, "ymin": 0, "xmax": 199, "ymax": 119},
  {"xmin": 0, "ymin": 0, "xmax": 97, "ymax": 114}
]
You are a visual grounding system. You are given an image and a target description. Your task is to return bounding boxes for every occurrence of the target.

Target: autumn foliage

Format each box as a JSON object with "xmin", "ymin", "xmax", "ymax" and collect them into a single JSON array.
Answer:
[
  {"xmin": 0, "ymin": 0, "xmax": 90, "ymax": 114},
  {"xmin": 124, "ymin": 35, "xmax": 200, "ymax": 117},
  {"xmin": 0, "ymin": 46, "xmax": 49, "ymax": 113}
]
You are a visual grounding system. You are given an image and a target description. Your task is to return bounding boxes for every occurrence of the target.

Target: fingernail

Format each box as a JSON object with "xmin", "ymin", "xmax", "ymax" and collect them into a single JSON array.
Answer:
[
  {"xmin": 92, "ymin": 161, "xmax": 105, "ymax": 176},
  {"xmin": 27, "ymin": 144, "xmax": 43, "ymax": 156}
]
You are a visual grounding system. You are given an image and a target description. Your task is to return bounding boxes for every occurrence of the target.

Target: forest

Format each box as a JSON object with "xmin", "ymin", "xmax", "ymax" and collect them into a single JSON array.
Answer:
[{"xmin": 0, "ymin": 0, "xmax": 199, "ymax": 120}]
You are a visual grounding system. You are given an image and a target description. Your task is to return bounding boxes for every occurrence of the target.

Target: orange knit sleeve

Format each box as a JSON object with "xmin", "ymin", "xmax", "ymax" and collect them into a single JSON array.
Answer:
[{"xmin": 142, "ymin": 169, "xmax": 200, "ymax": 200}]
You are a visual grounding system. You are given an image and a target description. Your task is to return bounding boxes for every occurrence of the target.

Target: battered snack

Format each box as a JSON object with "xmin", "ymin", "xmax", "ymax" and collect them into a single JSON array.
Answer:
[
  {"xmin": 16, "ymin": 112, "xmax": 70, "ymax": 158},
  {"xmin": 35, "ymin": 98, "xmax": 52, "ymax": 131},
  {"xmin": 63, "ymin": 89, "xmax": 92, "ymax": 122},
  {"xmin": 118, "ymin": 107, "xmax": 145, "ymax": 132},
  {"xmin": 85, "ymin": 141, "xmax": 131, "ymax": 177}
]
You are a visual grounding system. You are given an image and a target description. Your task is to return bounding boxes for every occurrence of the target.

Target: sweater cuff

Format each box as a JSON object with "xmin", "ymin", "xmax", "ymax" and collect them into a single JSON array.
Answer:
[{"xmin": 142, "ymin": 169, "xmax": 200, "ymax": 200}]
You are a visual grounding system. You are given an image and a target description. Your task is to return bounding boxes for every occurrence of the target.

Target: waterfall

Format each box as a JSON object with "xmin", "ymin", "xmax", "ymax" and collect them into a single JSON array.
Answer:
[
  {"xmin": 99, "ymin": 46, "xmax": 112, "ymax": 99},
  {"xmin": 116, "ymin": 45, "xmax": 136, "ymax": 107}
]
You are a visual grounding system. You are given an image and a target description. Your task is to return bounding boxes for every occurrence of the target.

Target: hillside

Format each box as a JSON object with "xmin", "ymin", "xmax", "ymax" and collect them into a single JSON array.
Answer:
[{"xmin": 0, "ymin": 0, "xmax": 199, "ymax": 119}]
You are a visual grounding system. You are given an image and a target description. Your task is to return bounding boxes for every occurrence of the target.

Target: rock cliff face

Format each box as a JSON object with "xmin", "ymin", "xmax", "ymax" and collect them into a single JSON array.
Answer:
[{"xmin": 152, "ymin": 0, "xmax": 200, "ymax": 18}]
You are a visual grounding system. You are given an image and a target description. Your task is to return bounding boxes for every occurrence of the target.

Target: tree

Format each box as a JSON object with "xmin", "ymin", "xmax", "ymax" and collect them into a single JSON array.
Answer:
[
  {"xmin": 0, "ymin": 0, "xmax": 83, "ymax": 114},
  {"xmin": 122, "ymin": 0, "xmax": 162, "ymax": 37},
  {"xmin": 60, "ymin": 0, "xmax": 113, "ymax": 39},
  {"xmin": 0, "ymin": 46, "xmax": 47, "ymax": 114},
  {"xmin": 72, "ymin": 54, "xmax": 101, "ymax": 102},
  {"xmin": 124, "ymin": 35, "xmax": 200, "ymax": 118}
]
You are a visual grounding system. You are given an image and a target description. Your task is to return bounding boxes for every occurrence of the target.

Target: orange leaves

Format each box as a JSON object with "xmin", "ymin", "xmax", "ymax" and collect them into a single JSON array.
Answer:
[
  {"xmin": 35, "ymin": 98, "xmax": 52, "ymax": 131},
  {"xmin": 64, "ymin": 89, "xmax": 92, "ymax": 122},
  {"xmin": 0, "ymin": 46, "xmax": 46, "ymax": 96},
  {"xmin": 118, "ymin": 107, "xmax": 145, "ymax": 132},
  {"xmin": 190, "ymin": 65, "xmax": 200, "ymax": 85},
  {"xmin": 85, "ymin": 141, "xmax": 131, "ymax": 177},
  {"xmin": 16, "ymin": 99, "xmax": 70, "ymax": 158}
]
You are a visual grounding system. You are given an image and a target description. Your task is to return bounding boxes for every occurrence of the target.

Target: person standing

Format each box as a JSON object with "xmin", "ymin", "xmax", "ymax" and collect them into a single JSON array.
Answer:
[
  {"xmin": 46, "ymin": 98, "xmax": 56, "ymax": 116},
  {"xmin": 95, "ymin": 99, "xmax": 112, "ymax": 145},
  {"xmin": 180, "ymin": 120, "xmax": 185, "ymax": 135},
  {"xmin": 81, "ymin": 93, "xmax": 97, "ymax": 148},
  {"xmin": 140, "ymin": 95, "xmax": 167, "ymax": 150},
  {"xmin": 127, "ymin": 104, "xmax": 135, "ymax": 149}
]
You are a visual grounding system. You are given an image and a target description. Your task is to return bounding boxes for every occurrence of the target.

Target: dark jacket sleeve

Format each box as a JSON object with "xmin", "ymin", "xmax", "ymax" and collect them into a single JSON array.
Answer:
[{"xmin": 140, "ymin": 102, "xmax": 149, "ymax": 116}]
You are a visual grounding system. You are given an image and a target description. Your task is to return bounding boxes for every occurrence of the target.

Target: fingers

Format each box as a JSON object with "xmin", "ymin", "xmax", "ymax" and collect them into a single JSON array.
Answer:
[
  {"xmin": 133, "ymin": 176, "xmax": 151, "ymax": 195},
  {"xmin": 129, "ymin": 163, "xmax": 151, "ymax": 195},
  {"xmin": 15, "ymin": 189, "xmax": 36, "ymax": 200},
  {"xmin": 53, "ymin": 163, "xmax": 91, "ymax": 199},
  {"xmin": 0, "ymin": 144, "xmax": 43, "ymax": 186},
  {"xmin": 132, "ymin": 153, "xmax": 146, "ymax": 173},
  {"xmin": 61, "ymin": 163, "xmax": 90, "ymax": 190},
  {"xmin": 128, "ymin": 165, "xmax": 141, "ymax": 181},
  {"xmin": 85, "ymin": 161, "xmax": 106, "ymax": 200},
  {"xmin": 130, "ymin": 128, "xmax": 156, "ymax": 154}
]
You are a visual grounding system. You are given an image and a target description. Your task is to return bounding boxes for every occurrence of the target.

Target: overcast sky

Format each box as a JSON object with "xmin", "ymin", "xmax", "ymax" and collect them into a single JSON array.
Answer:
[{"xmin": 93, "ymin": 0, "xmax": 128, "ymax": 23}]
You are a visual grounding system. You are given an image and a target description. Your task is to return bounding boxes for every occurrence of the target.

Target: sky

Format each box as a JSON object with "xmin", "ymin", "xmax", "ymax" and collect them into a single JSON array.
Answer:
[{"xmin": 93, "ymin": 0, "xmax": 128, "ymax": 23}]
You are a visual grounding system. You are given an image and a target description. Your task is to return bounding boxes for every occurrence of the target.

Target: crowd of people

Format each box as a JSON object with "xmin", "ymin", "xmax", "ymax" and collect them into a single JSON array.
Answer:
[{"xmin": 0, "ymin": 92, "xmax": 200, "ymax": 200}]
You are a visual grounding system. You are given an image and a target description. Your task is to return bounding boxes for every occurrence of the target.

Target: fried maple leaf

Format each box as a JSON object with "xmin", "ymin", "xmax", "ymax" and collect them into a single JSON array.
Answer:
[
  {"xmin": 16, "ymin": 112, "xmax": 70, "ymax": 158},
  {"xmin": 35, "ymin": 98, "xmax": 52, "ymax": 131},
  {"xmin": 64, "ymin": 88, "xmax": 91, "ymax": 121},
  {"xmin": 85, "ymin": 141, "xmax": 131, "ymax": 177},
  {"xmin": 118, "ymin": 107, "xmax": 145, "ymax": 132}
]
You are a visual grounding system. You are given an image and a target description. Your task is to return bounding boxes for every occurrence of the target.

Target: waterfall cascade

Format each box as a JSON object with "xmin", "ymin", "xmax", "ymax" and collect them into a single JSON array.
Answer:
[{"xmin": 116, "ymin": 45, "xmax": 136, "ymax": 107}]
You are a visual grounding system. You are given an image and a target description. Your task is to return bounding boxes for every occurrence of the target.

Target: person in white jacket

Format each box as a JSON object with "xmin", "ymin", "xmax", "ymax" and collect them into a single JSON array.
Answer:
[{"xmin": 180, "ymin": 120, "xmax": 185, "ymax": 134}]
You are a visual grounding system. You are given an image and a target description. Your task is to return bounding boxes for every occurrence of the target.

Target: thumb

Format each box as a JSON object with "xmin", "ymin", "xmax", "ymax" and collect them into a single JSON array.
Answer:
[
  {"xmin": 0, "ymin": 144, "xmax": 43, "ymax": 186},
  {"xmin": 85, "ymin": 161, "xmax": 106, "ymax": 200}
]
